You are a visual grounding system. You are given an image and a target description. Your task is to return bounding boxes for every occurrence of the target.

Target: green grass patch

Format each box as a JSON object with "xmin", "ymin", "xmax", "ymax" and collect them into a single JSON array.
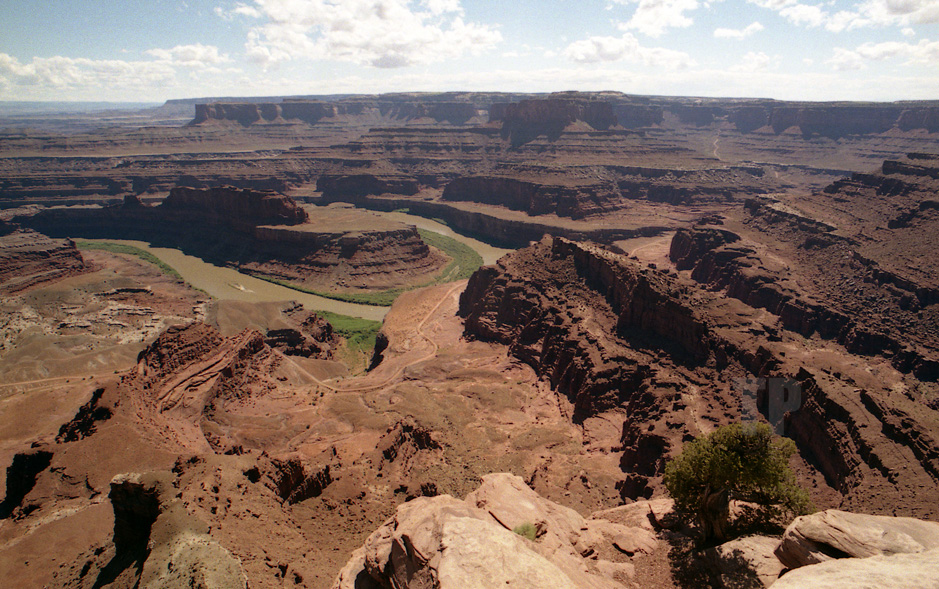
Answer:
[
  {"xmin": 76, "ymin": 240, "xmax": 183, "ymax": 280},
  {"xmin": 251, "ymin": 229, "xmax": 483, "ymax": 307},
  {"xmin": 317, "ymin": 310, "xmax": 382, "ymax": 359},
  {"xmin": 418, "ymin": 228, "xmax": 483, "ymax": 283},
  {"xmin": 249, "ymin": 275, "xmax": 406, "ymax": 306},
  {"xmin": 513, "ymin": 522, "xmax": 538, "ymax": 541}
]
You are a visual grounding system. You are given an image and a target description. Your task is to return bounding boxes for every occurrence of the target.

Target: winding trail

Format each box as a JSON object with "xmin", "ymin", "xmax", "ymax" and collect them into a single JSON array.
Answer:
[
  {"xmin": 0, "ymin": 372, "xmax": 117, "ymax": 398},
  {"xmin": 286, "ymin": 281, "xmax": 464, "ymax": 396},
  {"xmin": 335, "ymin": 282, "xmax": 464, "ymax": 393}
]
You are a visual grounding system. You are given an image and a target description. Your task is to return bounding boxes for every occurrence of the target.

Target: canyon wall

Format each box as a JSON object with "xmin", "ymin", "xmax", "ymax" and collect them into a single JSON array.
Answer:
[
  {"xmin": 441, "ymin": 176, "xmax": 624, "ymax": 219},
  {"xmin": 0, "ymin": 229, "xmax": 89, "ymax": 294},
  {"xmin": 190, "ymin": 97, "xmax": 481, "ymax": 126},
  {"xmin": 492, "ymin": 98, "xmax": 617, "ymax": 145},
  {"xmin": 19, "ymin": 186, "xmax": 446, "ymax": 291},
  {"xmin": 458, "ymin": 235, "xmax": 939, "ymax": 516}
]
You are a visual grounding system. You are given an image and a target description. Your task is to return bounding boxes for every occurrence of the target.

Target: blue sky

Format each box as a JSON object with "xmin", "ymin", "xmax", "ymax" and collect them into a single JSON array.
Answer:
[{"xmin": 0, "ymin": 0, "xmax": 936, "ymax": 102}]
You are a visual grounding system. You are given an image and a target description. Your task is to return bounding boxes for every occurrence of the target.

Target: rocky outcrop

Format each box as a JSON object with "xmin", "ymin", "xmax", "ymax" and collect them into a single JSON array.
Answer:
[
  {"xmin": 190, "ymin": 100, "xmax": 342, "ymax": 126},
  {"xmin": 333, "ymin": 473, "xmax": 650, "ymax": 589},
  {"xmin": 442, "ymin": 176, "xmax": 624, "ymax": 219},
  {"xmin": 317, "ymin": 174, "xmax": 420, "ymax": 198},
  {"xmin": 670, "ymin": 101, "xmax": 939, "ymax": 137},
  {"xmin": 772, "ymin": 548, "xmax": 939, "ymax": 588},
  {"xmin": 0, "ymin": 449, "xmax": 54, "ymax": 519},
  {"xmin": 102, "ymin": 471, "xmax": 248, "ymax": 589},
  {"xmin": 260, "ymin": 454, "xmax": 333, "ymax": 505},
  {"xmin": 769, "ymin": 510, "xmax": 939, "ymax": 588},
  {"xmin": 161, "ymin": 185, "xmax": 309, "ymax": 229},
  {"xmin": 612, "ymin": 103, "xmax": 663, "ymax": 128},
  {"xmin": 378, "ymin": 100, "xmax": 479, "ymax": 124},
  {"xmin": 0, "ymin": 229, "xmax": 89, "ymax": 294},
  {"xmin": 263, "ymin": 306, "xmax": 338, "ymax": 359},
  {"xmin": 774, "ymin": 509, "xmax": 939, "ymax": 569},
  {"xmin": 56, "ymin": 387, "xmax": 112, "ymax": 443},
  {"xmin": 458, "ymin": 237, "xmax": 739, "ymax": 498},
  {"xmin": 128, "ymin": 322, "xmax": 296, "ymax": 452},
  {"xmin": 703, "ymin": 535, "xmax": 785, "ymax": 588},
  {"xmin": 669, "ymin": 220, "xmax": 939, "ymax": 380},
  {"xmin": 494, "ymin": 98, "xmax": 617, "ymax": 145}
]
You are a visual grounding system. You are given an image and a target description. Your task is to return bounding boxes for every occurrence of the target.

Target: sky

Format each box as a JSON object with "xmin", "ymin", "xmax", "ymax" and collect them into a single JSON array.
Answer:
[{"xmin": 0, "ymin": 0, "xmax": 937, "ymax": 103}]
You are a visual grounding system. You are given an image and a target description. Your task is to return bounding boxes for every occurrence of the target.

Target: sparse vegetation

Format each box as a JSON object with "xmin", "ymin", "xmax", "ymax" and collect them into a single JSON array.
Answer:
[
  {"xmin": 663, "ymin": 422, "xmax": 812, "ymax": 544},
  {"xmin": 512, "ymin": 522, "xmax": 538, "ymax": 541},
  {"xmin": 77, "ymin": 240, "xmax": 182, "ymax": 280},
  {"xmin": 417, "ymin": 228, "xmax": 482, "ymax": 283},
  {"xmin": 317, "ymin": 310, "xmax": 382, "ymax": 361},
  {"xmin": 251, "ymin": 229, "xmax": 483, "ymax": 306}
]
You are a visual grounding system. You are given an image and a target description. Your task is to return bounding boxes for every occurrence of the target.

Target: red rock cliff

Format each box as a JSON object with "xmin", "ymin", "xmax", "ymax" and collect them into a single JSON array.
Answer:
[{"xmin": 160, "ymin": 186, "xmax": 309, "ymax": 231}]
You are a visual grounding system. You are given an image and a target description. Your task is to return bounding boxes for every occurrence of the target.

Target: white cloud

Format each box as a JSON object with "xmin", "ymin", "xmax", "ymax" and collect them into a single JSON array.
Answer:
[
  {"xmin": 902, "ymin": 26, "xmax": 916, "ymax": 36},
  {"xmin": 234, "ymin": 3, "xmax": 263, "ymax": 17},
  {"xmin": 731, "ymin": 51, "xmax": 774, "ymax": 72},
  {"xmin": 714, "ymin": 21, "xmax": 765, "ymax": 38},
  {"xmin": 0, "ymin": 53, "xmax": 177, "ymax": 95},
  {"xmin": 828, "ymin": 38, "xmax": 939, "ymax": 69},
  {"xmin": 422, "ymin": 0, "xmax": 462, "ymax": 15},
  {"xmin": 613, "ymin": 0, "xmax": 700, "ymax": 37},
  {"xmin": 860, "ymin": 0, "xmax": 939, "ymax": 25},
  {"xmin": 747, "ymin": 0, "xmax": 939, "ymax": 32},
  {"xmin": 232, "ymin": 0, "xmax": 501, "ymax": 68},
  {"xmin": 779, "ymin": 3, "xmax": 827, "ymax": 27},
  {"xmin": 564, "ymin": 33, "xmax": 696, "ymax": 68},
  {"xmin": 145, "ymin": 44, "xmax": 230, "ymax": 67}
]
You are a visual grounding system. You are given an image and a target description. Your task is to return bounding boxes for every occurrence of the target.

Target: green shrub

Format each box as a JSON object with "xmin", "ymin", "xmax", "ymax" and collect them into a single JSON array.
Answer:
[
  {"xmin": 512, "ymin": 522, "xmax": 538, "ymax": 541},
  {"xmin": 663, "ymin": 422, "xmax": 811, "ymax": 544}
]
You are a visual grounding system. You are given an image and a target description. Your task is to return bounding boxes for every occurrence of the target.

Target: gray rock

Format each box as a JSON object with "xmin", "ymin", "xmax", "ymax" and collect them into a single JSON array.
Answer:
[
  {"xmin": 705, "ymin": 535, "xmax": 784, "ymax": 588},
  {"xmin": 772, "ymin": 548, "xmax": 939, "ymax": 589},
  {"xmin": 334, "ymin": 475, "xmax": 629, "ymax": 589},
  {"xmin": 775, "ymin": 509, "xmax": 939, "ymax": 569}
]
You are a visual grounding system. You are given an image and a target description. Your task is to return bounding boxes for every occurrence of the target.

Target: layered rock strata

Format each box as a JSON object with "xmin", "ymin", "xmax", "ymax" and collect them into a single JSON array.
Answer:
[
  {"xmin": 669, "ymin": 155, "xmax": 939, "ymax": 381},
  {"xmin": 21, "ymin": 187, "xmax": 447, "ymax": 291},
  {"xmin": 459, "ymin": 236, "xmax": 939, "ymax": 517},
  {"xmin": 0, "ymin": 229, "xmax": 89, "ymax": 294}
]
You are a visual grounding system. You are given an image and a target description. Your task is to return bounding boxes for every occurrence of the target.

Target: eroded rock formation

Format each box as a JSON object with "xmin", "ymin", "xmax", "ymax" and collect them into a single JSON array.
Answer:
[
  {"xmin": 458, "ymin": 234, "xmax": 939, "ymax": 516},
  {"xmin": 20, "ymin": 187, "xmax": 448, "ymax": 291},
  {"xmin": 0, "ymin": 229, "xmax": 89, "ymax": 294},
  {"xmin": 334, "ymin": 473, "xmax": 653, "ymax": 589}
]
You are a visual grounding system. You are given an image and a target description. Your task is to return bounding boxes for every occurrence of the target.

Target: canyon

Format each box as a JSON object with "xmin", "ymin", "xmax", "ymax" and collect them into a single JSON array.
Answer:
[{"xmin": 1, "ymin": 92, "xmax": 938, "ymax": 588}]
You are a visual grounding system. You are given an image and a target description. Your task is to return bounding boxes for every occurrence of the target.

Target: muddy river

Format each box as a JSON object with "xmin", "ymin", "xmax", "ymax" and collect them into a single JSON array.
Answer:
[
  {"xmin": 371, "ymin": 210, "xmax": 513, "ymax": 266},
  {"xmin": 84, "ymin": 215, "xmax": 513, "ymax": 321}
]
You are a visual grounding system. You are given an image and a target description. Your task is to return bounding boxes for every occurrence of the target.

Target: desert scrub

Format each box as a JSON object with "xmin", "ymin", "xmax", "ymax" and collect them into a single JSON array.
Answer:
[
  {"xmin": 663, "ymin": 422, "xmax": 812, "ymax": 544},
  {"xmin": 512, "ymin": 522, "xmax": 538, "ymax": 541},
  {"xmin": 77, "ymin": 240, "xmax": 182, "ymax": 280}
]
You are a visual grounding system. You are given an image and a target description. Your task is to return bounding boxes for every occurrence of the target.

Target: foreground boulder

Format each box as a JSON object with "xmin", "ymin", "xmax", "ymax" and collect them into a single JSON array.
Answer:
[
  {"xmin": 704, "ymin": 535, "xmax": 785, "ymax": 588},
  {"xmin": 772, "ymin": 548, "xmax": 939, "ymax": 589},
  {"xmin": 333, "ymin": 473, "xmax": 654, "ymax": 589},
  {"xmin": 775, "ymin": 509, "xmax": 939, "ymax": 569}
]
